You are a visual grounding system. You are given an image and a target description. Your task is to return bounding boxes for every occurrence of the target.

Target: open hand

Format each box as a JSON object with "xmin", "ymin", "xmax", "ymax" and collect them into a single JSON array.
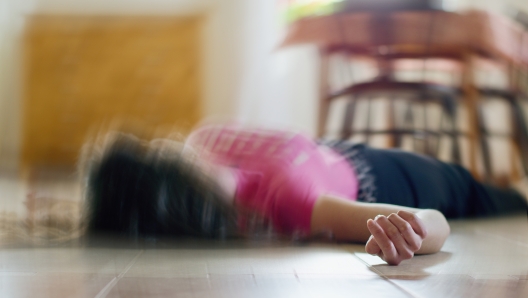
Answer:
[{"xmin": 365, "ymin": 210, "xmax": 427, "ymax": 265}]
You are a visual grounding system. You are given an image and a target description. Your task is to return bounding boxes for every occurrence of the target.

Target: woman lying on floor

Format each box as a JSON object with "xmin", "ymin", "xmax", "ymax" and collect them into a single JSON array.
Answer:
[{"xmin": 82, "ymin": 124, "xmax": 528, "ymax": 265}]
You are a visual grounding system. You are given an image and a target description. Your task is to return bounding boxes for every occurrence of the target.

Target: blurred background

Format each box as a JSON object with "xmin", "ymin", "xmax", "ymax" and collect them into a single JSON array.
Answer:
[
  {"xmin": 0, "ymin": 0, "xmax": 528, "ymax": 228},
  {"xmin": 0, "ymin": 0, "xmax": 326, "ymax": 172}
]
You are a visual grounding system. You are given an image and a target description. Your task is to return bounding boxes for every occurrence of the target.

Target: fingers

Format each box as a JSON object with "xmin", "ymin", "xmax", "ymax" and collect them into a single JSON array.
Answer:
[
  {"xmin": 375, "ymin": 216, "xmax": 414, "ymax": 261},
  {"xmin": 387, "ymin": 213, "xmax": 422, "ymax": 251},
  {"xmin": 365, "ymin": 235, "xmax": 381, "ymax": 255},
  {"xmin": 366, "ymin": 212, "xmax": 427, "ymax": 265},
  {"xmin": 397, "ymin": 210, "xmax": 427, "ymax": 239},
  {"xmin": 367, "ymin": 219, "xmax": 400, "ymax": 265}
]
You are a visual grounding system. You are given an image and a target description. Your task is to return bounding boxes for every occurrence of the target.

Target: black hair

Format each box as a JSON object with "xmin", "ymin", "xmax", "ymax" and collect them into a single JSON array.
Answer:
[{"xmin": 84, "ymin": 134, "xmax": 239, "ymax": 239}]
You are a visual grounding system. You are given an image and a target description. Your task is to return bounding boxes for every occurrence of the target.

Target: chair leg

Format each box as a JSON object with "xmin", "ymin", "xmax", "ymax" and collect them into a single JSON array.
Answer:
[
  {"xmin": 402, "ymin": 100, "xmax": 419, "ymax": 153},
  {"xmin": 388, "ymin": 95, "xmax": 396, "ymax": 148},
  {"xmin": 317, "ymin": 50, "xmax": 331, "ymax": 138},
  {"xmin": 393, "ymin": 100, "xmax": 404, "ymax": 149},
  {"xmin": 449, "ymin": 113, "xmax": 462, "ymax": 165},
  {"xmin": 318, "ymin": 97, "xmax": 331, "ymax": 138},
  {"xmin": 341, "ymin": 95, "xmax": 357, "ymax": 140},
  {"xmin": 442, "ymin": 93, "xmax": 462, "ymax": 164},
  {"xmin": 433, "ymin": 107, "xmax": 444, "ymax": 158},
  {"xmin": 511, "ymin": 99, "xmax": 528, "ymax": 176},
  {"xmin": 461, "ymin": 53, "xmax": 480, "ymax": 179},
  {"xmin": 365, "ymin": 96, "xmax": 373, "ymax": 144},
  {"xmin": 477, "ymin": 105, "xmax": 493, "ymax": 183},
  {"xmin": 421, "ymin": 96, "xmax": 431, "ymax": 157}
]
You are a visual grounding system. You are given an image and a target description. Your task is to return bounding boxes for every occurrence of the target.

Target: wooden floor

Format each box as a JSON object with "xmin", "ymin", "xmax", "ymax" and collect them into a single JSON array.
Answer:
[{"xmin": 1, "ymin": 170, "xmax": 527, "ymax": 297}]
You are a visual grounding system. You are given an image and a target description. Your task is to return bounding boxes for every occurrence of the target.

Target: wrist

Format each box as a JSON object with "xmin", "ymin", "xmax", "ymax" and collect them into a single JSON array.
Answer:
[{"xmin": 415, "ymin": 210, "xmax": 450, "ymax": 254}]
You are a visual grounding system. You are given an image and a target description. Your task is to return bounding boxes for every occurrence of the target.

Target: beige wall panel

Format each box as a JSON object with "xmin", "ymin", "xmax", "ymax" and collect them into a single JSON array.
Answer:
[{"xmin": 22, "ymin": 16, "xmax": 203, "ymax": 167}]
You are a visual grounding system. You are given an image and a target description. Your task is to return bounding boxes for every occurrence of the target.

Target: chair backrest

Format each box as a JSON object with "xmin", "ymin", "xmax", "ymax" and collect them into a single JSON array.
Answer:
[
  {"xmin": 477, "ymin": 94, "xmax": 528, "ymax": 185},
  {"xmin": 324, "ymin": 88, "xmax": 462, "ymax": 164},
  {"xmin": 339, "ymin": 0, "xmax": 446, "ymax": 12}
]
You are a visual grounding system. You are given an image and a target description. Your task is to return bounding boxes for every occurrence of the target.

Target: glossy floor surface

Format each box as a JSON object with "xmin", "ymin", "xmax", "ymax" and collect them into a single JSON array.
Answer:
[
  {"xmin": 2, "ymin": 218, "xmax": 528, "ymax": 297},
  {"xmin": 1, "ymin": 171, "xmax": 528, "ymax": 297}
]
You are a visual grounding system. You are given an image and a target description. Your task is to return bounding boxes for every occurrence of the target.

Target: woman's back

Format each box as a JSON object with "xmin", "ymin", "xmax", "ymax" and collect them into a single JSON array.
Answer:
[{"xmin": 186, "ymin": 124, "xmax": 359, "ymax": 234}]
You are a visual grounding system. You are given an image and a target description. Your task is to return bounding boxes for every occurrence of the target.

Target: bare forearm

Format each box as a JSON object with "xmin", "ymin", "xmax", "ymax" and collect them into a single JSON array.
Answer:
[
  {"xmin": 311, "ymin": 199, "xmax": 407, "ymax": 242},
  {"xmin": 311, "ymin": 196, "xmax": 450, "ymax": 254},
  {"xmin": 414, "ymin": 209, "xmax": 450, "ymax": 254}
]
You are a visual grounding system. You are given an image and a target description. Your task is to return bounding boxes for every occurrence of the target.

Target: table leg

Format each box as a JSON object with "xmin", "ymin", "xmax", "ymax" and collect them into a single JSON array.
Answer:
[{"xmin": 317, "ymin": 49, "xmax": 331, "ymax": 138}]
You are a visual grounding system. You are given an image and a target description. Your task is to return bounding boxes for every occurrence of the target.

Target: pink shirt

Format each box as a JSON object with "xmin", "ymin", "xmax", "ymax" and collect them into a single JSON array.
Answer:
[{"xmin": 186, "ymin": 124, "xmax": 358, "ymax": 235}]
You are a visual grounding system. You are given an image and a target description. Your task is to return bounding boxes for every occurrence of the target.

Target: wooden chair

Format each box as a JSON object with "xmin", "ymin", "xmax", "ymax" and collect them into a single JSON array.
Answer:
[
  {"xmin": 331, "ymin": 81, "xmax": 462, "ymax": 163},
  {"xmin": 476, "ymin": 89, "xmax": 528, "ymax": 185},
  {"xmin": 318, "ymin": 10, "xmax": 469, "ymax": 161}
]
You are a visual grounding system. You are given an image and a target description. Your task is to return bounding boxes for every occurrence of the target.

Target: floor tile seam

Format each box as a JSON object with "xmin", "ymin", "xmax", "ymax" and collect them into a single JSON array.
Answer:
[
  {"xmin": 469, "ymin": 273, "xmax": 520, "ymax": 280},
  {"xmin": 474, "ymin": 230, "xmax": 528, "ymax": 248},
  {"xmin": 94, "ymin": 249, "xmax": 144, "ymax": 298},
  {"xmin": 351, "ymin": 253, "xmax": 421, "ymax": 298}
]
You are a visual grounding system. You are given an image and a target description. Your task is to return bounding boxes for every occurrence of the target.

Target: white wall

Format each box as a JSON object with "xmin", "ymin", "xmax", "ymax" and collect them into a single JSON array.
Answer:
[
  {"xmin": 16, "ymin": 0, "xmax": 217, "ymax": 15},
  {"xmin": 234, "ymin": 0, "xmax": 319, "ymax": 135},
  {"xmin": 202, "ymin": 0, "xmax": 245, "ymax": 121},
  {"xmin": 457, "ymin": 0, "xmax": 528, "ymax": 14},
  {"xmin": 0, "ymin": 0, "xmax": 22, "ymax": 170}
]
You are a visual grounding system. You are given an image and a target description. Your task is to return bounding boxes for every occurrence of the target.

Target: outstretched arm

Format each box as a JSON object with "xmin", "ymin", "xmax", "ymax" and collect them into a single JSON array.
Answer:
[{"xmin": 311, "ymin": 195, "xmax": 450, "ymax": 265}]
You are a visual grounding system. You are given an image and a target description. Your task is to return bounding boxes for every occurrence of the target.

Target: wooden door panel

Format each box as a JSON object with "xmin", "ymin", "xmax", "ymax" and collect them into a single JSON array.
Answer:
[{"xmin": 22, "ymin": 16, "xmax": 203, "ymax": 167}]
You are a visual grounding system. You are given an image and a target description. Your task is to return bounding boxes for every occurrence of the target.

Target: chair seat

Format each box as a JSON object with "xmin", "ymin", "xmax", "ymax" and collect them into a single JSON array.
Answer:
[{"xmin": 330, "ymin": 79, "xmax": 458, "ymax": 100}]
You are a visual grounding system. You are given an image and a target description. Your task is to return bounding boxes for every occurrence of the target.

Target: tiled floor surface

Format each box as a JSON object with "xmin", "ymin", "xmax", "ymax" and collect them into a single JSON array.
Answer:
[{"xmin": 1, "ymin": 172, "xmax": 528, "ymax": 297}]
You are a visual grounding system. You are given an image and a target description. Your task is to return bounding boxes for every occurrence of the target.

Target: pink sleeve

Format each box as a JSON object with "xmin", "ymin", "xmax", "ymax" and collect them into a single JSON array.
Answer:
[{"xmin": 271, "ymin": 174, "xmax": 321, "ymax": 236}]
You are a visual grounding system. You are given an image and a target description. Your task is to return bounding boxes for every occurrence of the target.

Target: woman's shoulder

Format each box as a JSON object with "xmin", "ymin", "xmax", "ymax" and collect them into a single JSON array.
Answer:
[{"xmin": 186, "ymin": 122, "xmax": 310, "ymax": 149}]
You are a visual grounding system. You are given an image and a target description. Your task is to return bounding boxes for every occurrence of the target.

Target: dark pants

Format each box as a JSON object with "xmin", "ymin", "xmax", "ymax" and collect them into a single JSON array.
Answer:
[{"xmin": 325, "ymin": 142, "xmax": 527, "ymax": 218}]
